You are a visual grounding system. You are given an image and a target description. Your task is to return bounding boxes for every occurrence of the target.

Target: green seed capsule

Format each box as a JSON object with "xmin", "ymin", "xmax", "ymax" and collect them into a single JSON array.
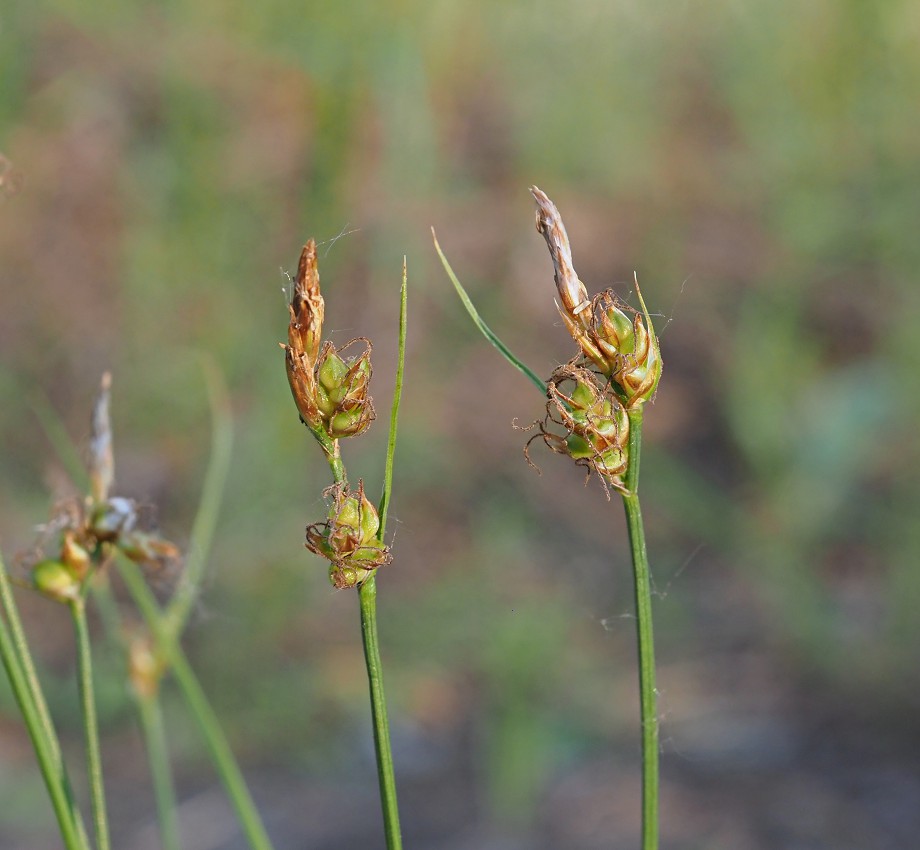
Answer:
[
  {"xmin": 329, "ymin": 406, "xmax": 366, "ymax": 438},
  {"xmin": 32, "ymin": 560, "xmax": 79, "ymax": 603},
  {"xmin": 318, "ymin": 352, "xmax": 349, "ymax": 393}
]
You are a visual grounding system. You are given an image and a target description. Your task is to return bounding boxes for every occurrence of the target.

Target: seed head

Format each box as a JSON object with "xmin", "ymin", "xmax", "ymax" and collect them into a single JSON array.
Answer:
[
  {"xmin": 282, "ymin": 241, "xmax": 375, "ymax": 439},
  {"xmin": 21, "ymin": 374, "xmax": 181, "ymax": 597},
  {"xmin": 528, "ymin": 364, "xmax": 630, "ymax": 492},
  {"xmin": 531, "ymin": 189, "xmax": 662, "ymax": 408},
  {"xmin": 305, "ymin": 481, "xmax": 391, "ymax": 588}
]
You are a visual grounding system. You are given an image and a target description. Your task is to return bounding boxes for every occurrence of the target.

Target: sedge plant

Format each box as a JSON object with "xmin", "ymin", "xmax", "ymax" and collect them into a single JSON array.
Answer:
[
  {"xmin": 435, "ymin": 186, "xmax": 663, "ymax": 850},
  {"xmin": 281, "ymin": 239, "xmax": 407, "ymax": 849},
  {"xmin": 1, "ymin": 369, "xmax": 277, "ymax": 850}
]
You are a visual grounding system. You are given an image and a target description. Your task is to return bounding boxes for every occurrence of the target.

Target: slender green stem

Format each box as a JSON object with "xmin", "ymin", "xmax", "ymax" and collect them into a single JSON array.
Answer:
[
  {"xmin": 137, "ymin": 693, "xmax": 181, "ymax": 850},
  {"xmin": 170, "ymin": 639, "xmax": 276, "ymax": 850},
  {"xmin": 315, "ymin": 428, "xmax": 347, "ymax": 484},
  {"xmin": 621, "ymin": 408, "xmax": 659, "ymax": 850},
  {"xmin": 358, "ymin": 577, "xmax": 402, "ymax": 850},
  {"xmin": 0, "ymin": 557, "xmax": 63, "ymax": 763},
  {"xmin": 433, "ymin": 229, "xmax": 547, "ymax": 394},
  {"xmin": 165, "ymin": 359, "xmax": 233, "ymax": 640},
  {"xmin": 0, "ymin": 559, "xmax": 87, "ymax": 849},
  {"xmin": 359, "ymin": 266, "xmax": 407, "ymax": 848},
  {"xmin": 116, "ymin": 556, "xmax": 275, "ymax": 850},
  {"xmin": 70, "ymin": 597, "xmax": 110, "ymax": 850},
  {"xmin": 377, "ymin": 262, "xmax": 408, "ymax": 532},
  {"xmin": 91, "ymin": 577, "xmax": 182, "ymax": 850}
]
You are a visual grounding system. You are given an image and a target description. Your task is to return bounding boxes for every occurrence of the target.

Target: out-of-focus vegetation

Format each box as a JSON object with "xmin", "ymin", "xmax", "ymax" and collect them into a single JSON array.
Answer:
[{"xmin": 1, "ymin": 1, "xmax": 918, "ymax": 847}]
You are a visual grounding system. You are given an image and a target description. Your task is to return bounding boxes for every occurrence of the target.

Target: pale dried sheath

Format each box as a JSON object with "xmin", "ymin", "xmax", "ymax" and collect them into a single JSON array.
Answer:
[
  {"xmin": 531, "ymin": 186, "xmax": 591, "ymax": 327},
  {"xmin": 89, "ymin": 372, "xmax": 114, "ymax": 504}
]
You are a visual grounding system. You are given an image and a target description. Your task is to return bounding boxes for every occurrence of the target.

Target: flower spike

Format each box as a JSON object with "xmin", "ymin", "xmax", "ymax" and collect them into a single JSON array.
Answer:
[
  {"xmin": 531, "ymin": 189, "xmax": 662, "ymax": 408},
  {"xmin": 305, "ymin": 481, "xmax": 392, "ymax": 588},
  {"xmin": 282, "ymin": 241, "xmax": 375, "ymax": 440}
]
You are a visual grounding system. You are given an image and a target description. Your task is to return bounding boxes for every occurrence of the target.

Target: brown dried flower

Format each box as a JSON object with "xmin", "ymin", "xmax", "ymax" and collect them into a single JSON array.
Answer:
[{"xmin": 282, "ymin": 241, "xmax": 375, "ymax": 439}]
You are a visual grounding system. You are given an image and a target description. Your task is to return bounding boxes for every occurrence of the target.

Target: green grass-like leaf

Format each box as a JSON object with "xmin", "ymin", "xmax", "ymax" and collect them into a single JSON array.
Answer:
[
  {"xmin": 377, "ymin": 260, "xmax": 408, "ymax": 540},
  {"xmin": 432, "ymin": 228, "xmax": 546, "ymax": 395}
]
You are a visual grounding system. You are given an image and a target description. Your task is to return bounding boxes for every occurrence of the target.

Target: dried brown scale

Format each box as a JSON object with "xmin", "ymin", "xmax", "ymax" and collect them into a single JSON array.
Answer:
[{"xmin": 288, "ymin": 239, "xmax": 325, "ymax": 366}]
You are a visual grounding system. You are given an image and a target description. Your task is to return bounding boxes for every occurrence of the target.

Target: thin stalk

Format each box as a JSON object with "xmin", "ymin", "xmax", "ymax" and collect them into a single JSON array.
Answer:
[
  {"xmin": 70, "ymin": 597, "xmax": 110, "ymax": 850},
  {"xmin": 116, "ymin": 555, "xmax": 275, "ymax": 850},
  {"xmin": 433, "ymin": 229, "xmax": 547, "ymax": 394},
  {"xmin": 358, "ymin": 577, "xmax": 402, "ymax": 850},
  {"xmin": 357, "ymin": 268, "xmax": 408, "ymax": 850},
  {"xmin": 377, "ymin": 260, "xmax": 408, "ymax": 531},
  {"xmin": 137, "ymin": 693, "xmax": 181, "ymax": 850},
  {"xmin": 315, "ymin": 428, "xmax": 347, "ymax": 484},
  {"xmin": 0, "ymin": 561, "xmax": 87, "ymax": 849},
  {"xmin": 165, "ymin": 359, "xmax": 233, "ymax": 640},
  {"xmin": 91, "ymin": 578, "xmax": 181, "ymax": 850},
  {"xmin": 92, "ymin": 573, "xmax": 180, "ymax": 850},
  {"xmin": 621, "ymin": 408, "xmax": 659, "ymax": 850},
  {"xmin": 0, "ymin": 555, "xmax": 64, "ymax": 766}
]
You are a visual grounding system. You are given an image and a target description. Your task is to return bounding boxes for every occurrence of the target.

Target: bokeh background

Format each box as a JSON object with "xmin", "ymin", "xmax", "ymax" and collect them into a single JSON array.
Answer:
[{"xmin": 2, "ymin": 1, "xmax": 919, "ymax": 848}]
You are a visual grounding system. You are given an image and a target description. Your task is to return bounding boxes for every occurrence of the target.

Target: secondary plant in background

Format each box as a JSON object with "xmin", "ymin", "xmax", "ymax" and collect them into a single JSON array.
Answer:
[
  {"xmin": 0, "ymin": 370, "xmax": 276, "ymax": 850},
  {"xmin": 435, "ymin": 186, "xmax": 663, "ymax": 850},
  {"xmin": 281, "ymin": 239, "xmax": 408, "ymax": 849}
]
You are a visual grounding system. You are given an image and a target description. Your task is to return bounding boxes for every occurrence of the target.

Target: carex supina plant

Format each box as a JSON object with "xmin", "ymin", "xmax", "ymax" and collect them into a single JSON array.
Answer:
[
  {"xmin": 2, "ymin": 371, "xmax": 278, "ymax": 850},
  {"xmin": 435, "ymin": 186, "xmax": 663, "ymax": 850},
  {"xmin": 281, "ymin": 238, "xmax": 407, "ymax": 849},
  {"xmin": 17, "ymin": 372, "xmax": 180, "ymax": 850}
]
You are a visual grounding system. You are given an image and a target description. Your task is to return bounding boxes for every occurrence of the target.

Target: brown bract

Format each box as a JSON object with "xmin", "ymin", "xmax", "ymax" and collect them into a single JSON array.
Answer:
[
  {"xmin": 531, "ymin": 189, "xmax": 662, "ymax": 407},
  {"xmin": 531, "ymin": 186, "xmax": 591, "ymax": 328},
  {"xmin": 282, "ymin": 239, "xmax": 326, "ymax": 428}
]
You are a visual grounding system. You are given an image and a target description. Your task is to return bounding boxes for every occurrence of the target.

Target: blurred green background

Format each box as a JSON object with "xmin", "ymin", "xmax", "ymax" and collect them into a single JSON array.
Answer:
[{"xmin": 2, "ymin": 0, "xmax": 919, "ymax": 847}]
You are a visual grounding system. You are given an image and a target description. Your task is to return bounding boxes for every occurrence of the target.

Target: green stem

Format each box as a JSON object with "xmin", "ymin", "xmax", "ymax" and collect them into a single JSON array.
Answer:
[
  {"xmin": 2, "ymin": 572, "xmax": 65, "ymax": 763},
  {"xmin": 137, "ymin": 692, "xmax": 181, "ymax": 850},
  {"xmin": 358, "ymin": 576, "xmax": 402, "ymax": 850},
  {"xmin": 377, "ymin": 263, "xmax": 408, "ymax": 531},
  {"xmin": 0, "ymin": 561, "xmax": 87, "ymax": 849},
  {"xmin": 621, "ymin": 408, "xmax": 659, "ymax": 850},
  {"xmin": 315, "ymin": 428, "xmax": 347, "ymax": 484},
  {"xmin": 70, "ymin": 597, "xmax": 110, "ymax": 850},
  {"xmin": 116, "ymin": 556, "xmax": 275, "ymax": 850},
  {"xmin": 91, "ymin": 577, "xmax": 182, "ymax": 850},
  {"xmin": 165, "ymin": 359, "xmax": 233, "ymax": 640}
]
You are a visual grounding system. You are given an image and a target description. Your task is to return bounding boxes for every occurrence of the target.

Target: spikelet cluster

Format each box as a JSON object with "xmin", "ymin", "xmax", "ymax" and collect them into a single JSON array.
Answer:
[{"xmin": 530, "ymin": 187, "xmax": 662, "ymax": 489}]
